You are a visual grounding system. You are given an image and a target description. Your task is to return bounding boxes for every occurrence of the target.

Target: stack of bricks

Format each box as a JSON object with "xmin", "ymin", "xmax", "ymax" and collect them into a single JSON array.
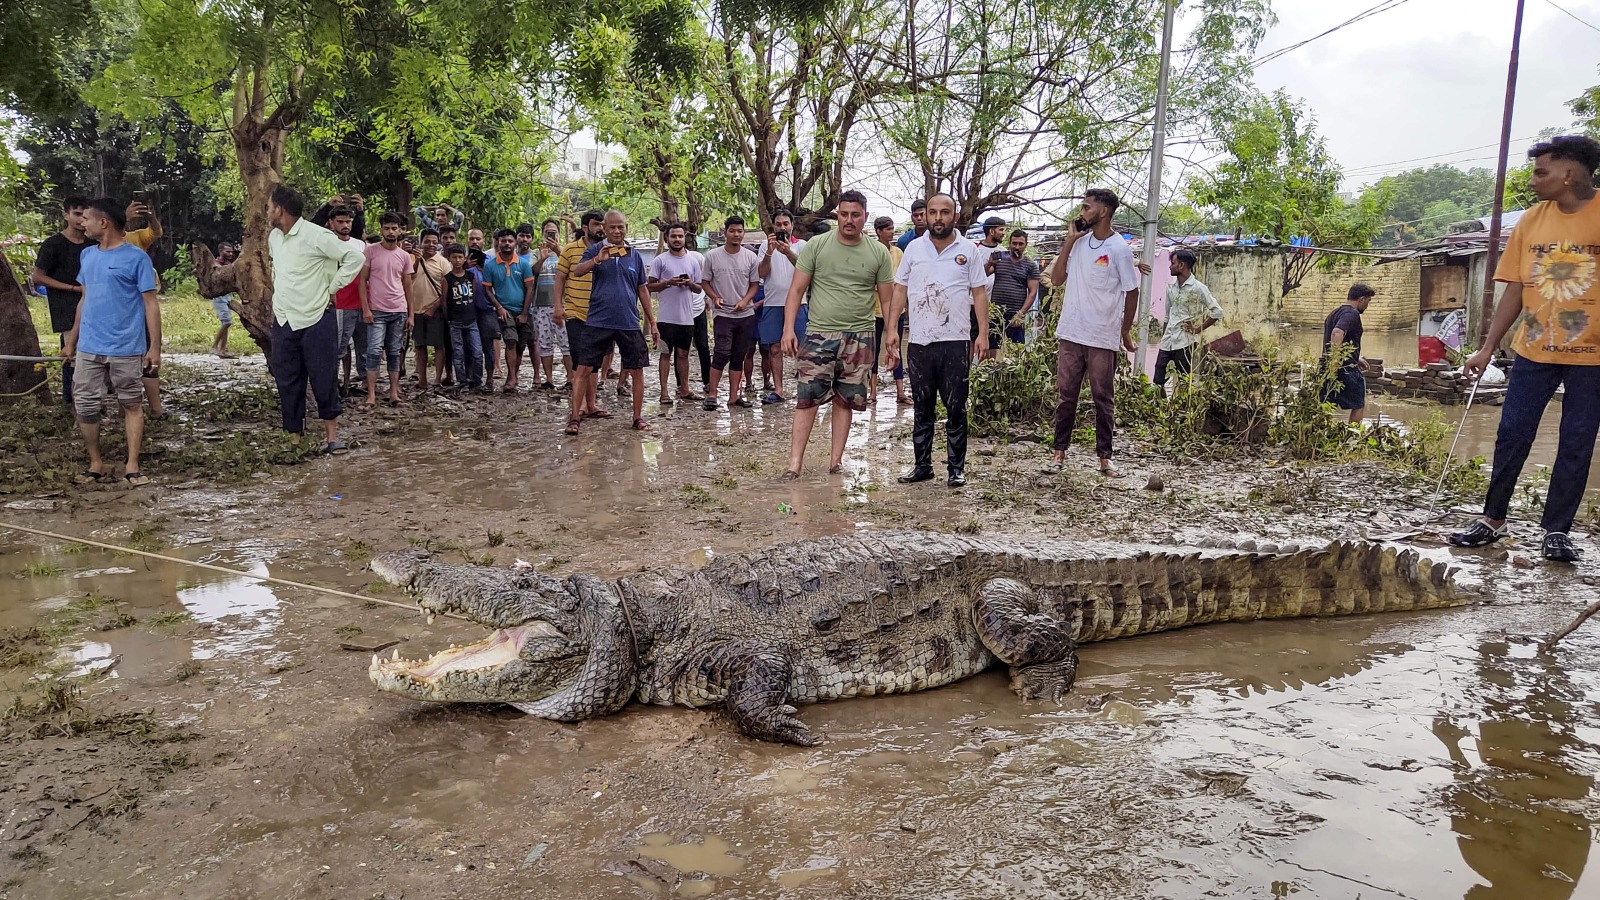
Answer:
[{"xmin": 1359, "ymin": 359, "xmax": 1505, "ymax": 405}]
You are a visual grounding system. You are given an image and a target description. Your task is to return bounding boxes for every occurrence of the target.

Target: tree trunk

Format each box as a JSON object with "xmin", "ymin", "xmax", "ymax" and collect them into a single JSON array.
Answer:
[
  {"xmin": 0, "ymin": 254, "xmax": 49, "ymax": 403},
  {"xmin": 230, "ymin": 112, "xmax": 286, "ymax": 356},
  {"xmin": 390, "ymin": 171, "xmax": 414, "ymax": 229},
  {"xmin": 191, "ymin": 243, "xmax": 238, "ymax": 299}
]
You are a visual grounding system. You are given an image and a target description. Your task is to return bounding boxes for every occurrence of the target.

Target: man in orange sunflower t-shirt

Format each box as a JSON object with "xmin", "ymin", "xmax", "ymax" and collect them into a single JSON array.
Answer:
[{"xmin": 1451, "ymin": 135, "xmax": 1600, "ymax": 563}]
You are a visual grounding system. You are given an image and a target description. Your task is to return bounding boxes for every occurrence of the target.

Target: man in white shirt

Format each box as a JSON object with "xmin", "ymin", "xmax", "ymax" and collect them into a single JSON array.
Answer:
[
  {"xmin": 1154, "ymin": 248, "xmax": 1224, "ymax": 396},
  {"xmin": 885, "ymin": 194, "xmax": 991, "ymax": 487},
  {"xmin": 646, "ymin": 222, "xmax": 705, "ymax": 405},
  {"xmin": 756, "ymin": 208, "xmax": 807, "ymax": 404},
  {"xmin": 969, "ymin": 216, "xmax": 1006, "ymax": 349},
  {"xmin": 1046, "ymin": 188, "xmax": 1139, "ymax": 477}
]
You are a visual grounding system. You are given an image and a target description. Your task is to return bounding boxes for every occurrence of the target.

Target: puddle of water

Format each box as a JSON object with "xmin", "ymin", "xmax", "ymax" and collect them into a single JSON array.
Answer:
[
  {"xmin": 636, "ymin": 833, "xmax": 747, "ymax": 877},
  {"xmin": 0, "ymin": 537, "xmax": 293, "ymax": 678}
]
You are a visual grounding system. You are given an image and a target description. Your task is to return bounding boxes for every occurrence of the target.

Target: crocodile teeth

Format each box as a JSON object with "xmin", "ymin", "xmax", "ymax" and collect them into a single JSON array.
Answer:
[
  {"xmin": 371, "ymin": 654, "xmax": 378, "ymax": 668},
  {"xmin": 392, "ymin": 647, "xmax": 400, "ymax": 660}
]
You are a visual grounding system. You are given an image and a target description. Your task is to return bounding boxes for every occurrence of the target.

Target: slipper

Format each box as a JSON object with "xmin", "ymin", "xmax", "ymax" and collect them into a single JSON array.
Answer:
[
  {"xmin": 631, "ymin": 417, "xmax": 650, "ymax": 431},
  {"xmin": 896, "ymin": 396, "xmax": 913, "ymax": 406},
  {"xmin": 585, "ymin": 409, "xmax": 613, "ymax": 419},
  {"xmin": 322, "ymin": 440, "xmax": 350, "ymax": 456},
  {"xmin": 762, "ymin": 392, "xmax": 785, "ymax": 405},
  {"xmin": 659, "ymin": 395, "xmax": 675, "ymax": 406},
  {"xmin": 124, "ymin": 472, "xmax": 151, "ymax": 487},
  {"xmin": 564, "ymin": 419, "xmax": 581, "ymax": 435},
  {"xmin": 1098, "ymin": 466, "xmax": 1124, "ymax": 479},
  {"xmin": 733, "ymin": 398, "xmax": 754, "ymax": 408},
  {"xmin": 828, "ymin": 465, "xmax": 843, "ymax": 474},
  {"xmin": 781, "ymin": 470, "xmax": 801, "ymax": 480},
  {"xmin": 75, "ymin": 470, "xmax": 111, "ymax": 485}
]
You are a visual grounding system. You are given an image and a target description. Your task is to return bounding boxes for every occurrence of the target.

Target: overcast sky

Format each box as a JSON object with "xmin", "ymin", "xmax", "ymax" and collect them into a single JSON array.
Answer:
[{"xmin": 1252, "ymin": 0, "xmax": 1600, "ymax": 190}]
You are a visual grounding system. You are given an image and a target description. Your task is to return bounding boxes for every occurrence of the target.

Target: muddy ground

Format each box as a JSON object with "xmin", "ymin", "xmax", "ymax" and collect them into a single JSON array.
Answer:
[{"xmin": 1, "ymin": 355, "xmax": 1597, "ymax": 899}]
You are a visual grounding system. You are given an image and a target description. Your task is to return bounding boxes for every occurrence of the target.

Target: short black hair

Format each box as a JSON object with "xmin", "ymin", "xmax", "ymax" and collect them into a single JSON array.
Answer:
[
  {"xmin": 1348, "ymin": 283, "xmax": 1376, "ymax": 302},
  {"xmin": 270, "ymin": 184, "xmax": 303, "ymax": 218},
  {"xmin": 1084, "ymin": 188, "xmax": 1120, "ymax": 214},
  {"xmin": 379, "ymin": 211, "xmax": 405, "ymax": 227},
  {"xmin": 444, "ymin": 244, "xmax": 466, "ymax": 257},
  {"xmin": 328, "ymin": 205, "xmax": 354, "ymax": 221},
  {"xmin": 1529, "ymin": 135, "xmax": 1600, "ymax": 174},
  {"xmin": 494, "ymin": 227, "xmax": 516, "ymax": 240},
  {"xmin": 63, "ymin": 196, "xmax": 90, "ymax": 212},
  {"xmin": 665, "ymin": 222, "xmax": 687, "ymax": 235},
  {"xmin": 1174, "ymin": 249, "xmax": 1198, "ymax": 269},
  {"xmin": 725, "ymin": 215, "xmax": 746, "ymax": 229},
  {"xmin": 516, "ymin": 223, "xmax": 534, "ymax": 235},
  {"xmin": 86, "ymin": 197, "xmax": 126, "ymax": 231},
  {"xmin": 439, "ymin": 223, "xmax": 458, "ymax": 235},
  {"xmin": 839, "ymin": 190, "xmax": 868, "ymax": 209},
  {"xmin": 581, "ymin": 209, "xmax": 604, "ymax": 226},
  {"xmin": 542, "ymin": 218, "xmax": 559, "ymax": 230},
  {"xmin": 420, "ymin": 229, "xmax": 440, "ymax": 241},
  {"xmin": 910, "ymin": 198, "xmax": 927, "ymax": 211},
  {"xmin": 771, "ymin": 208, "xmax": 793, "ymax": 222},
  {"xmin": 874, "ymin": 216, "xmax": 895, "ymax": 229},
  {"xmin": 1010, "ymin": 229, "xmax": 1029, "ymax": 241}
]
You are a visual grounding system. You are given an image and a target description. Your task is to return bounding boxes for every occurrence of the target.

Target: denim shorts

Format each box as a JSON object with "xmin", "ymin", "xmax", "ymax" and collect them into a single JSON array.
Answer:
[
  {"xmin": 211, "ymin": 295, "xmax": 234, "ymax": 325},
  {"xmin": 366, "ymin": 311, "xmax": 408, "ymax": 373}
]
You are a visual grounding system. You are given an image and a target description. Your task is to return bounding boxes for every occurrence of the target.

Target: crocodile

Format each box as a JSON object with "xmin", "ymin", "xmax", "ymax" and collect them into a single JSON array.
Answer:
[{"xmin": 368, "ymin": 532, "xmax": 1471, "ymax": 745}]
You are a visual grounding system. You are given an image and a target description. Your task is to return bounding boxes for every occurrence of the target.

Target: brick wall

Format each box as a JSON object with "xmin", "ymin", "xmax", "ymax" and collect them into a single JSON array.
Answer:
[{"xmin": 1281, "ymin": 256, "xmax": 1420, "ymax": 330}]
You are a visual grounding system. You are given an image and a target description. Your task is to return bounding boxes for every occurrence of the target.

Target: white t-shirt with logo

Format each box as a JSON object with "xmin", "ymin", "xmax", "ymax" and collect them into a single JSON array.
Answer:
[
  {"xmin": 894, "ymin": 234, "xmax": 988, "ymax": 345},
  {"xmin": 1053, "ymin": 232, "xmax": 1139, "ymax": 351},
  {"xmin": 756, "ymin": 237, "xmax": 807, "ymax": 308}
]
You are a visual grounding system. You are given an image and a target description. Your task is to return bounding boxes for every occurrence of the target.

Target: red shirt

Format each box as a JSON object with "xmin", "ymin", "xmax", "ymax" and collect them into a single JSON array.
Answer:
[{"xmin": 334, "ymin": 236, "xmax": 364, "ymax": 309}]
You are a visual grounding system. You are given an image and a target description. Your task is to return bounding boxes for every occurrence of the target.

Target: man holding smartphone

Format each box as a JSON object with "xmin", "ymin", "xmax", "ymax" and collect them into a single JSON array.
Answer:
[
  {"xmin": 756, "ymin": 209, "xmax": 807, "ymax": 404},
  {"xmin": 646, "ymin": 222, "xmax": 705, "ymax": 406}
]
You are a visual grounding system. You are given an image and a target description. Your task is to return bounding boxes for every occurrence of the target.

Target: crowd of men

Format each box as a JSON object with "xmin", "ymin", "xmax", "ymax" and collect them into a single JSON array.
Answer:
[{"xmin": 29, "ymin": 134, "xmax": 1600, "ymax": 567}]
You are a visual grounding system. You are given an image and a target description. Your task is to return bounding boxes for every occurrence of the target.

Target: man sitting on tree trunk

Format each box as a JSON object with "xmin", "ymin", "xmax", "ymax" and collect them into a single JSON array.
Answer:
[{"xmin": 266, "ymin": 185, "xmax": 364, "ymax": 454}]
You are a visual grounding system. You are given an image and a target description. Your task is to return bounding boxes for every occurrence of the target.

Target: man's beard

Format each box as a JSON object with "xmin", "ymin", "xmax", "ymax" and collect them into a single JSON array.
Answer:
[{"xmin": 929, "ymin": 222, "xmax": 953, "ymax": 239}]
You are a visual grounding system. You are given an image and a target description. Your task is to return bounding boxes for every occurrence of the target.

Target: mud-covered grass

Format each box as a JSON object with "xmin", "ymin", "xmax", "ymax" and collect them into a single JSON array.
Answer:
[
  {"xmin": 28, "ymin": 290, "xmax": 260, "ymax": 356},
  {"xmin": 0, "ymin": 360, "xmax": 323, "ymax": 493}
]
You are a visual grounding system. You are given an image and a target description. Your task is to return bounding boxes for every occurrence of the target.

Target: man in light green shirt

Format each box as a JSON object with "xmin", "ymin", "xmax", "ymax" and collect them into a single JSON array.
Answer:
[
  {"xmin": 779, "ymin": 190, "xmax": 894, "ymax": 476},
  {"xmin": 1154, "ymin": 248, "xmax": 1224, "ymax": 396},
  {"xmin": 266, "ymin": 184, "xmax": 364, "ymax": 453}
]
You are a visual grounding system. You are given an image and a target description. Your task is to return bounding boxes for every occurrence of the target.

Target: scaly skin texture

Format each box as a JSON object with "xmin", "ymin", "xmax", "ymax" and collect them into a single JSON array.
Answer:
[{"xmin": 369, "ymin": 533, "xmax": 1471, "ymax": 745}]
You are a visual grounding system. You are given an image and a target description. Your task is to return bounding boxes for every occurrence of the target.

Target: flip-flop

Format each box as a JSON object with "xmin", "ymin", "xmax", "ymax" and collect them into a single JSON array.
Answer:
[
  {"xmin": 124, "ymin": 472, "xmax": 151, "ymax": 487},
  {"xmin": 564, "ymin": 419, "xmax": 581, "ymax": 435},
  {"xmin": 322, "ymin": 440, "xmax": 350, "ymax": 456},
  {"xmin": 631, "ymin": 418, "xmax": 650, "ymax": 431},
  {"xmin": 659, "ymin": 396, "xmax": 675, "ymax": 406},
  {"xmin": 896, "ymin": 397, "xmax": 913, "ymax": 406},
  {"xmin": 1098, "ymin": 466, "xmax": 1124, "ymax": 479},
  {"xmin": 74, "ymin": 470, "xmax": 111, "ymax": 485}
]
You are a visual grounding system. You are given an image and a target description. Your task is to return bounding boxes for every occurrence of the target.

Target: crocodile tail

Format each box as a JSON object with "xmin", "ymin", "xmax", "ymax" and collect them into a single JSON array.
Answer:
[
  {"xmin": 1061, "ymin": 541, "xmax": 1470, "ymax": 643},
  {"xmin": 511, "ymin": 574, "xmax": 638, "ymax": 721}
]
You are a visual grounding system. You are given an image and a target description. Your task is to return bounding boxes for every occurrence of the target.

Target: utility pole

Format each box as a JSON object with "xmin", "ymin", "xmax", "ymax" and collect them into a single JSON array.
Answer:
[
  {"xmin": 1134, "ymin": 0, "xmax": 1177, "ymax": 372},
  {"xmin": 1478, "ymin": 0, "xmax": 1526, "ymax": 345}
]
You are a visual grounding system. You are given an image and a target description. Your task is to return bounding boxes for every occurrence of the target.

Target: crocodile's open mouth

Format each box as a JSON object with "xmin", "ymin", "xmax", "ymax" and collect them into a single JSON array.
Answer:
[{"xmin": 368, "ymin": 621, "xmax": 585, "ymax": 704}]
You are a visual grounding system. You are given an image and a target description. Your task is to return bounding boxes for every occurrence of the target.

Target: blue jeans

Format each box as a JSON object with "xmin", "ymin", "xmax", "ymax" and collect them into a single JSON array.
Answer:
[
  {"xmin": 365, "ymin": 311, "xmax": 407, "ymax": 374},
  {"xmin": 1483, "ymin": 357, "xmax": 1600, "ymax": 534},
  {"xmin": 449, "ymin": 320, "xmax": 484, "ymax": 388}
]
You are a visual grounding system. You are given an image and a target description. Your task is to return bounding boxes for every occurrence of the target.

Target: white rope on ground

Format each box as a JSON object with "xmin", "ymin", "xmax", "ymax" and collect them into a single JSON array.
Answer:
[{"xmin": 0, "ymin": 521, "xmax": 466, "ymax": 622}]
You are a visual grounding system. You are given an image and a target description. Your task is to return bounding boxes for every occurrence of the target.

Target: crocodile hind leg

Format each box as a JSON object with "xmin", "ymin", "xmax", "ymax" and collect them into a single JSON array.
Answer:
[
  {"xmin": 724, "ymin": 650, "xmax": 820, "ymax": 746},
  {"xmin": 975, "ymin": 577, "xmax": 1079, "ymax": 702}
]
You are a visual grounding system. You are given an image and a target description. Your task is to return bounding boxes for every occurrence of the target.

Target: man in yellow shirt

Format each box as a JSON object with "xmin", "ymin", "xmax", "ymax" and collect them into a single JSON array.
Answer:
[
  {"xmin": 123, "ymin": 200, "xmax": 166, "ymax": 415},
  {"xmin": 1452, "ymin": 135, "xmax": 1600, "ymax": 563},
  {"xmin": 554, "ymin": 210, "xmax": 606, "ymax": 421}
]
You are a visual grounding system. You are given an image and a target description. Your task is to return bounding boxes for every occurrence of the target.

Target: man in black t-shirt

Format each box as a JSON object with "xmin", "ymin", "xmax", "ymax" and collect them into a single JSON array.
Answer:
[
  {"xmin": 1321, "ymin": 283, "xmax": 1374, "ymax": 423},
  {"xmin": 31, "ymin": 196, "xmax": 92, "ymax": 406}
]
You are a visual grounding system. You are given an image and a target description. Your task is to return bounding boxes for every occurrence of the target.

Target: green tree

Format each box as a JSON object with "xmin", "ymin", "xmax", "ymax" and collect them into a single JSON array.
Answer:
[
  {"xmin": 1367, "ymin": 165, "xmax": 1495, "ymax": 246},
  {"xmin": 0, "ymin": 0, "xmax": 99, "ymax": 119},
  {"xmin": 1187, "ymin": 89, "xmax": 1390, "ymax": 295}
]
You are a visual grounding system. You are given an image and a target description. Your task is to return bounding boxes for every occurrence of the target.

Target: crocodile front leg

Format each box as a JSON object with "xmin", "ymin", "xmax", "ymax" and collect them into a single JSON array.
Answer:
[
  {"xmin": 975, "ymin": 577, "xmax": 1079, "ymax": 702},
  {"xmin": 724, "ymin": 650, "xmax": 819, "ymax": 746}
]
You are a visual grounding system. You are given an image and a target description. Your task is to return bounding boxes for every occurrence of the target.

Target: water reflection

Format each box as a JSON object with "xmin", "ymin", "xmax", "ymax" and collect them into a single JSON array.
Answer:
[{"xmin": 1438, "ymin": 640, "xmax": 1595, "ymax": 898}]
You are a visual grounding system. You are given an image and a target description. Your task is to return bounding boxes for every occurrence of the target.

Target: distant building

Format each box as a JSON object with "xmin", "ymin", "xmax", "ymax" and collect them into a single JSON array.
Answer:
[{"xmin": 562, "ymin": 143, "xmax": 620, "ymax": 181}]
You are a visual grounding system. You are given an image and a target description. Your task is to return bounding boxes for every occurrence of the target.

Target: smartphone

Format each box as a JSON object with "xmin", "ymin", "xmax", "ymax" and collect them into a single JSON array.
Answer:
[{"xmin": 1072, "ymin": 217, "xmax": 1089, "ymax": 232}]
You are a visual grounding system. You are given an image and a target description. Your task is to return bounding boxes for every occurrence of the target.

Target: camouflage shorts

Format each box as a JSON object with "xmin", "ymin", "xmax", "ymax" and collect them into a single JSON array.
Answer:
[{"xmin": 795, "ymin": 330, "xmax": 874, "ymax": 411}]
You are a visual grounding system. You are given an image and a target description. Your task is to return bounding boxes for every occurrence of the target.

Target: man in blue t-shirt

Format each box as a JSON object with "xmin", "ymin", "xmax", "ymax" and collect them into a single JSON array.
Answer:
[
  {"xmin": 480, "ymin": 228, "xmax": 535, "ymax": 391},
  {"xmin": 569, "ymin": 210, "xmax": 658, "ymax": 431},
  {"xmin": 62, "ymin": 198, "xmax": 162, "ymax": 487}
]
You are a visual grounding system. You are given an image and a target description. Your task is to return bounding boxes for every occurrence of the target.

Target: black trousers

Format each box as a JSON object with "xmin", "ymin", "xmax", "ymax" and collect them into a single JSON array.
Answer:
[
  {"xmin": 693, "ymin": 310, "xmax": 711, "ymax": 386},
  {"xmin": 271, "ymin": 308, "xmax": 342, "ymax": 434},
  {"xmin": 907, "ymin": 340, "xmax": 971, "ymax": 474},
  {"xmin": 1153, "ymin": 346, "xmax": 1192, "ymax": 391}
]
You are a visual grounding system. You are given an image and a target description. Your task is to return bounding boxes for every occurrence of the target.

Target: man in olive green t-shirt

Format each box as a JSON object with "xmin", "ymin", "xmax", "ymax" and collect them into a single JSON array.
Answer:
[{"xmin": 779, "ymin": 190, "xmax": 895, "ymax": 476}]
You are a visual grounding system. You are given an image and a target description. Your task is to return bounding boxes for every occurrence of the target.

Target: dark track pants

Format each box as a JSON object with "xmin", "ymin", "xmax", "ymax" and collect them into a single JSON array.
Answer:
[
  {"xmin": 1053, "ymin": 338, "xmax": 1116, "ymax": 459},
  {"xmin": 908, "ymin": 340, "xmax": 971, "ymax": 474},
  {"xmin": 1482, "ymin": 357, "xmax": 1600, "ymax": 534},
  {"xmin": 271, "ymin": 308, "xmax": 342, "ymax": 434}
]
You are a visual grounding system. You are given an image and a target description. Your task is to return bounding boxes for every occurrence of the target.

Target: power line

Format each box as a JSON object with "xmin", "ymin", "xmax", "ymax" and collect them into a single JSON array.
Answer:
[
  {"xmin": 1250, "ymin": 0, "xmax": 1416, "ymax": 67},
  {"xmin": 1340, "ymin": 136, "xmax": 1538, "ymax": 176},
  {"xmin": 1542, "ymin": 0, "xmax": 1600, "ymax": 34}
]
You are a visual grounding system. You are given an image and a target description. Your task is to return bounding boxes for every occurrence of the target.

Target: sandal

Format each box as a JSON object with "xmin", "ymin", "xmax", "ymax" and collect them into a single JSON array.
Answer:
[
  {"xmin": 322, "ymin": 440, "xmax": 350, "ymax": 456},
  {"xmin": 564, "ymin": 419, "xmax": 581, "ymax": 435},
  {"xmin": 1448, "ymin": 520, "xmax": 1508, "ymax": 548},
  {"xmin": 75, "ymin": 469, "xmax": 112, "ymax": 485},
  {"xmin": 631, "ymin": 417, "xmax": 650, "ymax": 431},
  {"xmin": 733, "ymin": 397, "xmax": 754, "ymax": 408},
  {"xmin": 659, "ymin": 395, "xmax": 675, "ymax": 406},
  {"xmin": 124, "ymin": 472, "xmax": 151, "ymax": 487},
  {"xmin": 1098, "ymin": 466, "xmax": 1124, "ymax": 479},
  {"xmin": 896, "ymin": 396, "xmax": 913, "ymax": 406},
  {"xmin": 1543, "ymin": 532, "xmax": 1583, "ymax": 563}
]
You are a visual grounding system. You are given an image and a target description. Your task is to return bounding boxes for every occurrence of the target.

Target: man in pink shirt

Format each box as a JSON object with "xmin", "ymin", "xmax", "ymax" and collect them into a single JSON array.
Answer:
[{"xmin": 361, "ymin": 211, "xmax": 415, "ymax": 407}]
